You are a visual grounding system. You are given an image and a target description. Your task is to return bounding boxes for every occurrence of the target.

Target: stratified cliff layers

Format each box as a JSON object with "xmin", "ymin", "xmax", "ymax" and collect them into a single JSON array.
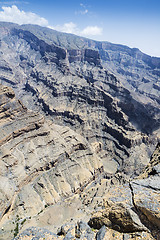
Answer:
[{"xmin": 0, "ymin": 22, "xmax": 159, "ymax": 239}]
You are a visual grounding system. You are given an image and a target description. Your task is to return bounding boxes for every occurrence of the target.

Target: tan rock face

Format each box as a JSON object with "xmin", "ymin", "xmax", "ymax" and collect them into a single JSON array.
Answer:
[
  {"xmin": 0, "ymin": 84, "xmax": 102, "ymax": 239},
  {"xmin": 88, "ymin": 197, "xmax": 146, "ymax": 233},
  {"xmin": 87, "ymin": 143, "xmax": 160, "ymax": 240},
  {"xmin": 96, "ymin": 226, "xmax": 154, "ymax": 240},
  {"xmin": 0, "ymin": 22, "xmax": 159, "ymax": 240},
  {"xmin": 13, "ymin": 224, "xmax": 155, "ymax": 240},
  {"xmin": 0, "ymin": 23, "xmax": 159, "ymax": 179},
  {"xmin": 0, "ymin": 84, "xmax": 159, "ymax": 240},
  {"xmin": 131, "ymin": 143, "xmax": 160, "ymax": 237}
]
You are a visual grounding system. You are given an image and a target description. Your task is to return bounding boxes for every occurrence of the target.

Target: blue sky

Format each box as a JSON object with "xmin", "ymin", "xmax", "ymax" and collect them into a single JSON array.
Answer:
[{"xmin": 0, "ymin": 0, "xmax": 160, "ymax": 57}]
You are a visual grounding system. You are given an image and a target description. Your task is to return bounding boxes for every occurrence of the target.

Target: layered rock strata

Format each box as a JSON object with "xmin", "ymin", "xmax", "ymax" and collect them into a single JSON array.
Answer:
[
  {"xmin": 0, "ymin": 22, "xmax": 159, "ymax": 240},
  {"xmin": 0, "ymin": 23, "xmax": 159, "ymax": 178},
  {"xmin": 12, "ymin": 140, "xmax": 160, "ymax": 239},
  {"xmin": 0, "ymin": 84, "xmax": 102, "ymax": 239}
]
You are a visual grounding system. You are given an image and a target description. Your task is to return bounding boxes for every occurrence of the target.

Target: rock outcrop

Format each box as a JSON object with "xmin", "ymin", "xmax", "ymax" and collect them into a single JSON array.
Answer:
[
  {"xmin": 0, "ymin": 22, "xmax": 159, "ymax": 239},
  {"xmin": 0, "ymin": 84, "xmax": 102, "ymax": 239},
  {"xmin": 131, "ymin": 142, "xmax": 160, "ymax": 236},
  {"xmin": 0, "ymin": 22, "xmax": 159, "ymax": 179},
  {"xmin": 87, "ymin": 143, "xmax": 160, "ymax": 239},
  {"xmin": 0, "ymin": 85, "xmax": 159, "ymax": 239}
]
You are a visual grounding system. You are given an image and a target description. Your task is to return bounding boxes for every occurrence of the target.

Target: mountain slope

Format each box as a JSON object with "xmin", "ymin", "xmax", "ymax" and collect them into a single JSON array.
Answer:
[
  {"xmin": 0, "ymin": 85, "xmax": 159, "ymax": 239},
  {"xmin": 0, "ymin": 84, "xmax": 103, "ymax": 239},
  {"xmin": 0, "ymin": 22, "xmax": 159, "ymax": 239},
  {"xmin": 0, "ymin": 23, "xmax": 159, "ymax": 172}
]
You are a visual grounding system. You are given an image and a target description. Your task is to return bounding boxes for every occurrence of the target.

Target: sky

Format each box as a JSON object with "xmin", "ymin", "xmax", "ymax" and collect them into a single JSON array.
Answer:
[{"xmin": 0, "ymin": 0, "xmax": 160, "ymax": 57}]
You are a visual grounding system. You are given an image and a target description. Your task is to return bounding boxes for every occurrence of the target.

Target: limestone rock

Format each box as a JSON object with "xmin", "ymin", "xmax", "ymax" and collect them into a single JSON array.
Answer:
[
  {"xmin": 57, "ymin": 223, "xmax": 75, "ymax": 236},
  {"xmin": 130, "ymin": 143, "xmax": 160, "ymax": 238},
  {"xmin": 75, "ymin": 220, "xmax": 95, "ymax": 239},
  {"xmin": 0, "ymin": 84, "xmax": 102, "ymax": 239},
  {"xmin": 0, "ymin": 22, "xmax": 159, "ymax": 240},
  {"xmin": 96, "ymin": 225, "xmax": 107, "ymax": 240},
  {"xmin": 63, "ymin": 232, "xmax": 75, "ymax": 240},
  {"xmin": 14, "ymin": 227, "xmax": 61, "ymax": 240},
  {"xmin": 96, "ymin": 226, "xmax": 154, "ymax": 240},
  {"xmin": 88, "ymin": 202, "xmax": 146, "ymax": 233},
  {"xmin": 0, "ymin": 22, "xmax": 159, "ymax": 180},
  {"xmin": 132, "ymin": 181, "xmax": 160, "ymax": 228}
]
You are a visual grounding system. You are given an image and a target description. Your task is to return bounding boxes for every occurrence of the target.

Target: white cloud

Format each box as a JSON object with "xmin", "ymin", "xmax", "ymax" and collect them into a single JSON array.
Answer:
[
  {"xmin": 0, "ymin": 5, "xmax": 103, "ymax": 38},
  {"xmin": 0, "ymin": 5, "xmax": 48, "ymax": 26},
  {"xmin": 49, "ymin": 22, "xmax": 78, "ymax": 34},
  {"xmin": 81, "ymin": 26, "xmax": 102, "ymax": 36},
  {"xmin": 49, "ymin": 23, "xmax": 103, "ymax": 37}
]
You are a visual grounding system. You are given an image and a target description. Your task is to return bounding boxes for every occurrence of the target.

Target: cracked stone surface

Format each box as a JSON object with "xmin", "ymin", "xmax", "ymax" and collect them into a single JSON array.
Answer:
[{"xmin": 0, "ymin": 22, "xmax": 159, "ymax": 240}]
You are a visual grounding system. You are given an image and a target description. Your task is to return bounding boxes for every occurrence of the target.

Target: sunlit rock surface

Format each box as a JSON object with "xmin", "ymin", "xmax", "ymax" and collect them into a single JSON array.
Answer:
[{"xmin": 0, "ymin": 22, "xmax": 159, "ymax": 239}]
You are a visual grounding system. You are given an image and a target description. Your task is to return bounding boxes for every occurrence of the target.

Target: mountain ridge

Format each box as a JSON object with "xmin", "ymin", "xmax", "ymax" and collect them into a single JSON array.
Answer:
[
  {"xmin": 0, "ymin": 21, "xmax": 159, "ymax": 239},
  {"xmin": 1, "ymin": 21, "xmax": 160, "ymax": 59}
]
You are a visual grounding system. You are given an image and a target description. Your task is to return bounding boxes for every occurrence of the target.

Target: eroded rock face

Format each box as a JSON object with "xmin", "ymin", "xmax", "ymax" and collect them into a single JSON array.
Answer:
[
  {"xmin": 14, "ymin": 227, "xmax": 60, "ymax": 240},
  {"xmin": 88, "ymin": 202, "xmax": 146, "ymax": 233},
  {"xmin": 0, "ymin": 22, "xmax": 159, "ymax": 240},
  {"xmin": 87, "ymin": 143, "xmax": 160, "ymax": 239},
  {"xmin": 13, "ymin": 222, "xmax": 155, "ymax": 240},
  {"xmin": 0, "ymin": 86, "xmax": 159, "ymax": 239},
  {"xmin": 0, "ymin": 24, "xmax": 159, "ymax": 177},
  {"xmin": 95, "ymin": 225, "xmax": 154, "ymax": 240},
  {"xmin": 131, "ymin": 143, "xmax": 160, "ymax": 234},
  {"xmin": 0, "ymin": 23, "xmax": 159, "ymax": 158},
  {"xmin": 0, "ymin": 84, "xmax": 103, "ymax": 239}
]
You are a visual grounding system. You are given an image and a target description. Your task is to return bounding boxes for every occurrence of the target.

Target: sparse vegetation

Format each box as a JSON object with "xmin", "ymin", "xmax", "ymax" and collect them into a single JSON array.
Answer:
[
  {"xmin": 14, "ymin": 222, "xmax": 19, "ymax": 238},
  {"xmin": 21, "ymin": 219, "xmax": 26, "ymax": 225}
]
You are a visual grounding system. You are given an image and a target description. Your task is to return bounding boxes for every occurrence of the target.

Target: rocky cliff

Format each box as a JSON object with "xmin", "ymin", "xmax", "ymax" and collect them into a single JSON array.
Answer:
[
  {"xmin": 0, "ymin": 84, "xmax": 103, "ymax": 239},
  {"xmin": 0, "ymin": 84, "xmax": 159, "ymax": 240},
  {"xmin": 0, "ymin": 22, "xmax": 159, "ymax": 239}
]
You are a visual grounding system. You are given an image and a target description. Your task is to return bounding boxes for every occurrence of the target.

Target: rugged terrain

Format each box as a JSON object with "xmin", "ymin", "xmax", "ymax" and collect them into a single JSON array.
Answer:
[{"xmin": 0, "ymin": 22, "xmax": 159, "ymax": 239}]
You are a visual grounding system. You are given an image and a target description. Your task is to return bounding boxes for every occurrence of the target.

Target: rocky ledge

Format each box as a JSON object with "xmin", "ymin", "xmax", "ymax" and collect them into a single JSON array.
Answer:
[
  {"xmin": 13, "ymin": 142, "xmax": 160, "ymax": 240},
  {"xmin": 0, "ymin": 84, "xmax": 102, "ymax": 239},
  {"xmin": 0, "ymin": 84, "xmax": 159, "ymax": 239},
  {"xmin": 0, "ymin": 22, "xmax": 159, "ymax": 240}
]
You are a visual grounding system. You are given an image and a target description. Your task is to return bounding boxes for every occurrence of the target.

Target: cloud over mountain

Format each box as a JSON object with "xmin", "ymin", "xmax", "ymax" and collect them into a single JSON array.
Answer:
[
  {"xmin": 49, "ymin": 22, "xmax": 77, "ymax": 34},
  {"xmin": 81, "ymin": 25, "xmax": 102, "ymax": 36},
  {"xmin": 0, "ymin": 5, "xmax": 103, "ymax": 38},
  {"xmin": 50, "ymin": 22, "xmax": 102, "ymax": 37},
  {"xmin": 0, "ymin": 5, "xmax": 48, "ymax": 26}
]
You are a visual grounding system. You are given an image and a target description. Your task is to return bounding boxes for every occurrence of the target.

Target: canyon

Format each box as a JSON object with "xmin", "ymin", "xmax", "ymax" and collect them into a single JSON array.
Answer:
[{"xmin": 0, "ymin": 22, "xmax": 159, "ymax": 239}]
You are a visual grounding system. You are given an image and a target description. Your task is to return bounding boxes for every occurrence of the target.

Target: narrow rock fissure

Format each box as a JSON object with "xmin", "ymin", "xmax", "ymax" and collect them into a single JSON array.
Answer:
[
  {"xmin": 2, "ymin": 205, "xmax": 11, "ymax": 218},
  {"xmin": 132, "ymin": 181, "xmax": 160, "ymax": 191},
  {"xmin": 129, "ymin": 181, "xmax": 137, "ymax": 211}
]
